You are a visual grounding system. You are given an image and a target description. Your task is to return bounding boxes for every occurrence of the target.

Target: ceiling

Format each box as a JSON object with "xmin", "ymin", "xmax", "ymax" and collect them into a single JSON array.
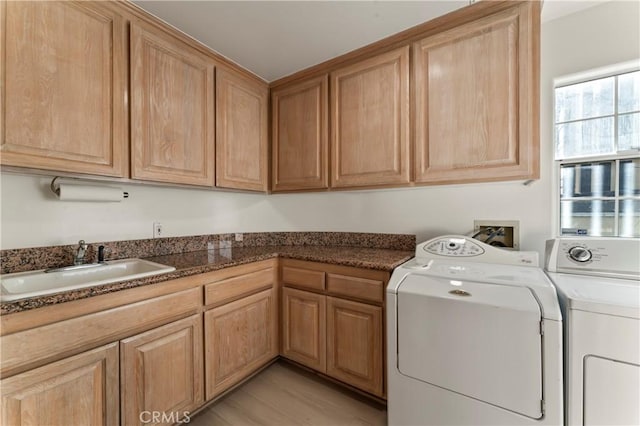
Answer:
[{"xmin": 133, "ymin": 1, "xmax": 609, "ymax": 82}]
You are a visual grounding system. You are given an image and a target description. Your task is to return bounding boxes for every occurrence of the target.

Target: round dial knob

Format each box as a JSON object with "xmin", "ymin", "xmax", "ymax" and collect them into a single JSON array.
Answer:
[
  {"xmin": 447, "ymin": 241, "xmax": 460, "ymax": 250},
  {"xmin": 568, "ymin": 246, "xmax": 592, "ymax": 263}
]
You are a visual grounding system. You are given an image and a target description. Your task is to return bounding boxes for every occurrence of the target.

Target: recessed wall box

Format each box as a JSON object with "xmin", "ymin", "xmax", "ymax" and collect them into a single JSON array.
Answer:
[{"xmin": 473, "ymin": 220, "xmax": 520, "ymax": 250}]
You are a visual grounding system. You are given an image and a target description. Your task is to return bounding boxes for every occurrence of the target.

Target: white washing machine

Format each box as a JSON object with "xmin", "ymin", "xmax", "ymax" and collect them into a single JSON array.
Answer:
[
  {"xmin": 387, "ymin": 235, "xmax": 563, "ymax": 425},
  {"xmin": 545, "ymin": 237, "xmax": 640, "ymax": 426}
]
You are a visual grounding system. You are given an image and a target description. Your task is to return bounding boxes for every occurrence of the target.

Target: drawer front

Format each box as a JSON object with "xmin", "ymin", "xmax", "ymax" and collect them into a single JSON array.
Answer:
[
  {"xmin": 327, "ymin": 273, "xmax": 384, "ymax": 303},
  {"xmin": 0, "ymin": 287, "xmax": 201, "ymax": 378},
  {"xmin": 282, "ymin": 266, "xmax": 326, "ymax": 292},
  {"xmin": 204, "ymin": 267, "xmax": 273, "ymax": 307}
]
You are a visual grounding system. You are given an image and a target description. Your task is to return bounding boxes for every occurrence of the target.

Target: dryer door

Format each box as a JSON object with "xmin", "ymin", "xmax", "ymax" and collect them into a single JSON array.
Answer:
[{"xmin": 397, "ymin": 274, "xmax": 543, "ymax": 418}]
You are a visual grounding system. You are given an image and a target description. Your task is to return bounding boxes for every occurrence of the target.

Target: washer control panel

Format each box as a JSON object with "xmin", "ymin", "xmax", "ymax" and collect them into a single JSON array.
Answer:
[
  {"xmin": 423, "ymin": 237, "xmax": 484, "ymax": 257},
  {"xmin": 415, "ymin": 235, "xmax": 539, "ymax": 266}
]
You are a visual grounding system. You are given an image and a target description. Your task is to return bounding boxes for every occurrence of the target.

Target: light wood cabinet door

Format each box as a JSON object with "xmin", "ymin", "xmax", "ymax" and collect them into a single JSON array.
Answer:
[
  {"xmin": 130, "ymin": 20, "xmax": 215, "ymax": 186},
  {"xmin": 326, "ymin": 297, "xmax": 383, "ymax": 397},
  {"xmin": 413, "ymin": 2, "xmax": 540, "ymax": 184},
  {"xmin": 331, "ymin": 47, "xmax": 410, "ymax": 188},
  {"xmin": 0, "ymin": 342, "xmax": 119, "ymax": 426},
  {"xmin": 120, "ymin": 315, "xmax": 203, "ymax": 426},
  {"xmin": 216, "ymin": 68, "xmax": 268, "ymax": 191},
  {"xmin": 1, "ymin": 1, "xmax": 127, "ymax": 177},
  {"xmin": 272, "ymin": 75, "xmax": 329, "ymax": 191},
  {"xmin": 204, "ymin": 287, "xmax": 278, "ymax": 400},
  {"xmin": 281, "ymin": 287, "xmax": 326, "ymax": 372}
]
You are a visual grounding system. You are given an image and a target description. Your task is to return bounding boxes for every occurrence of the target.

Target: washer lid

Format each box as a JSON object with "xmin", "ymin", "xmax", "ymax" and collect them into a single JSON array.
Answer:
[
  {"xmin": 388, "ymin": 258, "xmax": 562, "ymax": 320},
  {"xmin": 397, "ymin": 273, "xmax": 543, "ymax": 419}
]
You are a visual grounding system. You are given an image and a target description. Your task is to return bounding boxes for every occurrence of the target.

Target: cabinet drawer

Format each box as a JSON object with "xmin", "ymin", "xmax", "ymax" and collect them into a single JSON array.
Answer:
[
  {"xmin": 327, "ymin": 274, "xmax": 384, "ymax": 303},
  {"xmin": 204, "ymin": 267, "xmax": 273, "ymax": 307},
  {"xmin": 0, "ymin": 287, "xmax": 201, "ymax": 378},
  {"xmin": 282, "ymin": 266, "xmax": 326, "ymax": 291}
]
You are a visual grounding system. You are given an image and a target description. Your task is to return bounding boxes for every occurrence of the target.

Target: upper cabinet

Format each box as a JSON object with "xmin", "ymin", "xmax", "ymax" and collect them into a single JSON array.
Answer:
[
  {"xmin": 3, "ymin": 1, "xmax": 540, "ymax": 192},
  {"xmin": 413, "ymin": 2, "xmax": 540, "ymax": 184},
  {"xmin": 330, "ymin": 47, "xmax": 411, "ymax": 188},
  {"xmin": 0, "ymin": 1, "xmax": 128, "ymax": 177},
  {"xmin": 130, "ymin": 20, "xmax": 216, "ymax": 187},
  {"xmin": 272, "ymin": 1, "xmax": 540, "ymax": 191},
  {"xmin": 271, "ymin": 76, "xmax": 329, "ymax": 192},
  {"xmin": 216, "ymin": 69, "xmax": 269, "ymax": 191}
]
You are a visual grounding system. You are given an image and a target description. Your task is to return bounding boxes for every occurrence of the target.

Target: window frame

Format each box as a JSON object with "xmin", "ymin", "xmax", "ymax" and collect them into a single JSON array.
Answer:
[
  {"xmin": 553, "ymin": 60, "xmax": 640, "ymax": 238},
  {"xmin": 556, "ymin": 154, "xmax": 639, "ymax": 237}
]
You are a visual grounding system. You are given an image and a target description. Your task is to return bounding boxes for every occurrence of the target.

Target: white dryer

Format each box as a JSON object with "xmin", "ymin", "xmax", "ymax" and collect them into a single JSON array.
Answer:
[
  {"xmin": 545, "ymin": 237, "xmax": 640, "ymax": 426},
  {"xmin": 387, "ymin": 235, "xmax": 563, "ymax": 425}
]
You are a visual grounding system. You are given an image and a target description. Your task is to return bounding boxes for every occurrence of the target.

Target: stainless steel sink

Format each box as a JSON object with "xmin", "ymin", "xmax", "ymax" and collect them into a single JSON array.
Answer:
[{"xmin": 0, "ymin": 259, "xmax": 176, "ymax": 302}]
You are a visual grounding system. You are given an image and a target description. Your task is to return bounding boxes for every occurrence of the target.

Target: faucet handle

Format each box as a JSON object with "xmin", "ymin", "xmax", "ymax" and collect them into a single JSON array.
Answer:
[{"xmin": 78, "ymin": 239, "xmax": 87, "ymax": 248}]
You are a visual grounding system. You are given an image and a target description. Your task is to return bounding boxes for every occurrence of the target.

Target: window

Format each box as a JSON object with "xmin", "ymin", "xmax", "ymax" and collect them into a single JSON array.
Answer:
[{"xmin": 555, "ymin": 67, "xmax": 640, "ymax": 237}]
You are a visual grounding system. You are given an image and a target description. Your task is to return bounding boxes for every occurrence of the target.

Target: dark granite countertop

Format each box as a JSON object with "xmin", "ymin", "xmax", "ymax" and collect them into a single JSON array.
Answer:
[{"xmin": 1, "ymin": 246, "xmax": 413, "ymax": 315}]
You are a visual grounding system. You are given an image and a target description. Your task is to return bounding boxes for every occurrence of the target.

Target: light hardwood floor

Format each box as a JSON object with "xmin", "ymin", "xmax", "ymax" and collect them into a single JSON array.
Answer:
[{"xmin": 189, "ymin": 361, "xmax": 387, "ymax": 425}]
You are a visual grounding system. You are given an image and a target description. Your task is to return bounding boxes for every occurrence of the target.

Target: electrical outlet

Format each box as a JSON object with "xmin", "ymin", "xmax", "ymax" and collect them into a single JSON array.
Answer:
[
  {"xmin": 235, "ymin": 233, "xmax": 243, "ymax": 242},
  {"xmin": 473, "ymin": 220, "xmax": 520, "ymax": 250},
  {"xmin": 153, "ymin": 222, "xmax": 163, "ymax": 238}
]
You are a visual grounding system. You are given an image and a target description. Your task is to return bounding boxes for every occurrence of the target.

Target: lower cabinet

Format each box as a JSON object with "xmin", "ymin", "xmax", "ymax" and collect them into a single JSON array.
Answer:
[
  {"xmin": 120, "ymin": 314, "xmax": 203, "ymax": 426},
  {"xmin": 326, "ymin": 297, "xmax": 383, "ymax": 396},
  {"xmin": 280, "ymin": 260, "xmax": 387, "ymax": 398},
  {"xmin": 204, "ymin": 287, "xmax": 278, "ymax": 400},
  {"xmin": 281, "ymin": 287, "xmax": 326, "ymax": 372},
  {"xmin": 0, "ymin": 343, "xmax": 119, "ymax": 426},
  {"xmin": 0, "ymin": 258, "xmax": 386, "ymax": 425}
]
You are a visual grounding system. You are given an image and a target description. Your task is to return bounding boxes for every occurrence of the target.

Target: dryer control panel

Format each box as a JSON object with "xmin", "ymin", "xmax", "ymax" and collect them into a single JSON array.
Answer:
[
  {"xmin": 545, "ymin": 237, "xmax": 640, "ymax": 279},
  {"xmin": 416, "ymin": 235, "xmax": 539, "ymax": 267}
]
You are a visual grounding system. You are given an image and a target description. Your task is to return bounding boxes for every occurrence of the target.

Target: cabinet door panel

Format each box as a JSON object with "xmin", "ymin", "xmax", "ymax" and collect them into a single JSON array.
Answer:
[
  {"xmin": 1, "ymin": 343, "xmax": 119, "ymax": 426},
  {"xmin": 130, "ymin": 21, "xmax": 215, "ymax": 186},
  {"xmin": 414, "ymin": 3, "xmax": 539, "ymax": 183},
  {"xmin": 331, "ymin": 47, "xmax": 410, "ymax": 188},
  {"xmin": 216, "ymin": 69, "xmax": 268, "ymax": 191},
  {"xmin": 327, "ymin": 297, "xmax": 383, "ymax": 396},
  {"xmin": 281, "ymin": 287, "xmax": 326, "ymax": 372},
  {"xmin": 121, "ymin": 315, "xmax": 203, "ymax": 426},
  {"xmin": 205, "ymin": 287, "xmax": 277, "ymax": 400},
  {"xmin": 272, "ymin": 75, "xmax": 329, "ymax": 191},
  {"xmin": 1, "ymin": 1, "xmax": 127, "ymax": 176}
]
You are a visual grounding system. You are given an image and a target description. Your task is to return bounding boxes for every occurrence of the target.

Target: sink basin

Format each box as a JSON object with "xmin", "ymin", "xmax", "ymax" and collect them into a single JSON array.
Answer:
[{"xmin": 0, "ymin": 259, "xmax": 176, "ymax": 302}]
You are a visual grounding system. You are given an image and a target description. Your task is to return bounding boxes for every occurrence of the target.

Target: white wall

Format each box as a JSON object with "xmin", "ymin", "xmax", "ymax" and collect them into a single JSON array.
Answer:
[{"xmin": 2, "ymin": 1, "xmax": 638, "ymax": 255}]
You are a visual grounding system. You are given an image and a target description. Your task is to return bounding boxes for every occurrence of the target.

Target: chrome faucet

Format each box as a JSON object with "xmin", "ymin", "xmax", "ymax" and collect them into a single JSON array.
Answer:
[{"xmin": 74, "ymin": 240, "xmax": 88, "ymax": 265}]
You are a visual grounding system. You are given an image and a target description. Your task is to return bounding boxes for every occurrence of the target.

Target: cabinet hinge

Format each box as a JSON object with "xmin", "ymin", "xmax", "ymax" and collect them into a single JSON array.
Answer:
[
  {"xmin": 541, "ymin": 399, "xmax": 545, "ymax": 414},
  {"xmin": 539, "ymin": 319, "xmax": 544, "ymax": 335}
]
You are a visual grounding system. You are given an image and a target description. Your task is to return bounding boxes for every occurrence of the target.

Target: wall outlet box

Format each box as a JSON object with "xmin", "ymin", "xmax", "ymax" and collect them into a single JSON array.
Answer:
[
  {"xmin": 153, "ymin": 222, "xmax": 163, "ymax": 238},
  {"xmin": 473, "ymin": 220, "xmax": 520, "ymax": 250}
]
